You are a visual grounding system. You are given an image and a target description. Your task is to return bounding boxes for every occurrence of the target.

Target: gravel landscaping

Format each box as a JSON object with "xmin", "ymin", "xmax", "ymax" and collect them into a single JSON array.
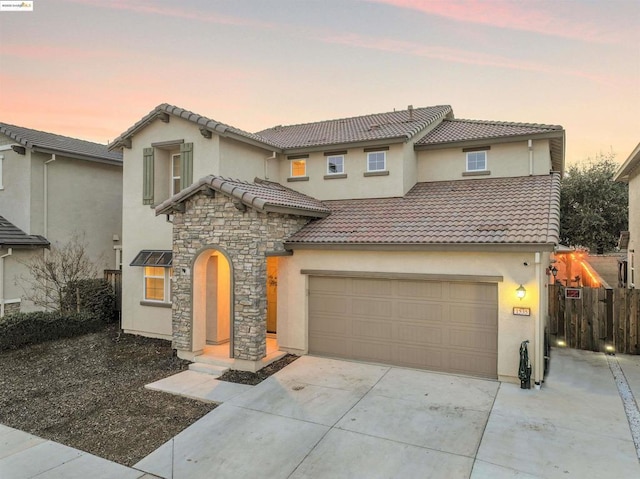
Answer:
[{"xmin": 0, "ymin": 324, "xmax": 209, "ymax": 466}]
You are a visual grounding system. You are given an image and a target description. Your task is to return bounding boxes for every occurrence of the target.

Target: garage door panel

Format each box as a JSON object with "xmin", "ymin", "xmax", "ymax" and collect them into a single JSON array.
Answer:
[
  {"xmin": 352, "ymin": 278, "xmax": 393, "ymax": 297},
  {"xmin": 396, "ymin": 301, "xmax": 444, "ymax": 321},
  {"xmin": 308, "ymin": 276, "xmax": 498, "ymax": 378},
  {"xmin": 396, "ymin": 323, "xmax": 443, "ymax": 345},
  {"xmin": 352, "ymin": 298, "xmax": 393, "ymax": 318},
  {"xmin": 310, "ymin": 276, "xmax": 348, "ymax": 293},
  {"xmin": 352, "ymin": 319, "xmax": 393, "ymax": 340}
]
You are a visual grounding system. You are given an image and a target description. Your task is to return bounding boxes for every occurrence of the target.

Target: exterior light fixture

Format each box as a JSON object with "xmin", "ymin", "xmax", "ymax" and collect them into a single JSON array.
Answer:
[
  {"xmin": 550, "ymin": 265, "xmax": 558, "ymax": 278},
  {"xmin": 605, "ymin": 344, "xmax": 615, "ymax": 355},
  {"xmin": 557, "ymin": 339, "xmax": 566, "ymax": 347},
  {"xmin": 516, "ymin": 284, "xmax": 526, "ymax": 300}
]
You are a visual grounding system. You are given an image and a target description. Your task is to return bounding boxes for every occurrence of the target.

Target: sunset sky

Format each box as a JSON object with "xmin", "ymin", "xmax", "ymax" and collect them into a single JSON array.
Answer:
[{"xmin": 0, "ymin": 0, "xmax": 638, "ymax": 165}]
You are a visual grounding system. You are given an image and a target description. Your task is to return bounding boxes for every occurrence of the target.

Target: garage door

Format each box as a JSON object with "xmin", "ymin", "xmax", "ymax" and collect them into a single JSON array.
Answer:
[{"xmin": 308, "ymin": 276, "xmax": 498, "ymax": 378}]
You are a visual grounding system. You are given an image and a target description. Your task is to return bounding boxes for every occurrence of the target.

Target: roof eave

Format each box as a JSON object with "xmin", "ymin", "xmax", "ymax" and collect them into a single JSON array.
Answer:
[
  {"xmin": 614, "ymin": 142, "xmax": 640, "ymax": 183},
  {"xmin": 281, "ymin": 136, "xmax": 409, "ymax": 155},
  {"xmin": 284, "ymin": 242, "xmax": 556, "ymax": 253},
  {"xmin": 414, "ymin": 130, "xmax": 565, "ymax": 151},
  {"xmin": 32, "ymin": 147, "xmax": 122, "ymax": 166}
]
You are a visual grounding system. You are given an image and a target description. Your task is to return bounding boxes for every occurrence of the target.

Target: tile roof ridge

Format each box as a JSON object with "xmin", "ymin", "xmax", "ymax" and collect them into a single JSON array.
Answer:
[
  {"xmin": 445, "ymin": 118, "xmax": 563, "ymax": 130},
  {"xmin": 257, "ymin": 105, "xmax": 452, "ymax": 132},
  {"xmin": 0, "ymin": 122, "xmax": 112, "ymax": 147}
]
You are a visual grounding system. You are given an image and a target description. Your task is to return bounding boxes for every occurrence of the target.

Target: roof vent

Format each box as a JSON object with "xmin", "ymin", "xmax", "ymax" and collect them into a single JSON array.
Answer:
[{"xmin": 408, "ymin": 105, "xmax": 414, "ymax": 121}]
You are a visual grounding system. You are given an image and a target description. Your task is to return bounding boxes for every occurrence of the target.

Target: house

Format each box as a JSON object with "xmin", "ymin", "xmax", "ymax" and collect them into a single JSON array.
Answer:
[
  {"xmin": 110, "ymin": 103, "xmax": 564, "ymax": 383},
  {"xmin": 0, "ymin": 123, "xmax": 123, "ymax": 313},
  {"xmin": 615, "ymin": 142, "xmax": 639, "ymax": 288}
]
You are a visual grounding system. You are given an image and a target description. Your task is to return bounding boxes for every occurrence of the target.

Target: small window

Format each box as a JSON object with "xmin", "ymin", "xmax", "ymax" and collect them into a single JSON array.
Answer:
[
  {"xmin": 466, "ymin": 151, "xmax": 487, "ymax": 171},
  {"xmin": 144, "ymin": 266, "xmax": 172, "ymax": 302},
  {"xmin": 327, "ymin": 155, "xmax": 344, "ymax": 175},
  {"xmin": 367, "ymin": 151, "xmax": 386, "ymax": 172},
  {"xmin": 291, "ymin": 159, "xmax": 306, "ymax": 177},
  {"xmin": 171, "ymin": 153, "xmax": 181, "ymax": 195}
]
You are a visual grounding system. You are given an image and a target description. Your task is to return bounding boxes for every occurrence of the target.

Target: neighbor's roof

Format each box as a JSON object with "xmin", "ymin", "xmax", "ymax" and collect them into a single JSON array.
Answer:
[
  {"xmin": 286, "ymin": 174, "xmax": 560, "ymax": 249},
  {"xmin": 109, "ymin": 104, "xmax": 282, "ymax": 152},
  {"xmin": 415, "ymin": 118, "xmax": 565, "ymax": 173},
  {"xmin": 614, "ymin": 142, "xmax": 640, "ymax": 182},
  {"xmin": 156, "ymin": 175, "xmax": 331, "ymax": 218},
  {"xmin": 0, "ymin": 123, "xmax": 122, "ymax": 165},
  {"xmin": 0, "ymin": 215, "xmax": 49, "ymax": 249},
  {"xmin": 255, "ymin": 105, "xmax": 453, "ymax": 150}
]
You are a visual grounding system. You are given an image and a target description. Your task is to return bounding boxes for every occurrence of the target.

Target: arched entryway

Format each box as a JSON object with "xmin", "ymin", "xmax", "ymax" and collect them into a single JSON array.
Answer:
[{"xmin": 192, "ymin": 248, "xmax": 233, "ymax": 356}]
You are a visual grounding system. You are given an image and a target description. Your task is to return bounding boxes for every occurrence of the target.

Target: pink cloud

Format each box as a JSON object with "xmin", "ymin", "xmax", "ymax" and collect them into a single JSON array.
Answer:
[
  {"xmin": 0, "ymin": 43, "xmax": 122, "ymax": 60},
  {"xmin": 369, "ymin": 0, "xmax": 618, "ymax": 43}
]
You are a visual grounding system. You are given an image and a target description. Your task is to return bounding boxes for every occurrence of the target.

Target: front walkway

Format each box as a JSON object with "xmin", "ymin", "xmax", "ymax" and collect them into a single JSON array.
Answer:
[{"xmin": 135, "ymin": 349, "xmax": 640, "ymax": 479}]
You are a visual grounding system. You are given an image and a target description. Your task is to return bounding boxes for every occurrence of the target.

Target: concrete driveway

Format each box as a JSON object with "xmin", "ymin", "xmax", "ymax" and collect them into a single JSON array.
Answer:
[{"xmin": 134, "ymin": 349, "xmax": 640, "ymax": 479}]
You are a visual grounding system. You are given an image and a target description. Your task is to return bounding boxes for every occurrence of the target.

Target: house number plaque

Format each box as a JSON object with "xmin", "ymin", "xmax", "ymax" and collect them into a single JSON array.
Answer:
[{"xmin": 513, "ymin": 307, "xmax": 531, "ymax": 316}]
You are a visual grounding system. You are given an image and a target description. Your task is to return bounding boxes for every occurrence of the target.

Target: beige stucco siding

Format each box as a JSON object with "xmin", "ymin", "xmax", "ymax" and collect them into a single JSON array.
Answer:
[
  {"xmin": 219, "ymin": 137, "xmax": 273, "ymax": 180},
  {"xmin": 0, "ymin": 143, "xmax": 32, "ymax": 234},
  {"xmin": 277, "ymin": 249, "xmax": 549, "ymax": 382},
  {"xmin": 275, "ymin": 143, "xmax": 407, "ymax": 200},
  {"xmin": 1, "ymin": 248, "xmax": 43, "ymax": 314},
  {"xmin": 416, "ymin": 140, "xmax": 553, "ymax": 182}
]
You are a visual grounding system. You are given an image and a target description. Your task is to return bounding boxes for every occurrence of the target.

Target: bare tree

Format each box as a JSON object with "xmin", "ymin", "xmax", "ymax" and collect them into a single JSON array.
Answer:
[{"xmin": 17, "ymin": 236, "xmax": 99, "ymax": 312}]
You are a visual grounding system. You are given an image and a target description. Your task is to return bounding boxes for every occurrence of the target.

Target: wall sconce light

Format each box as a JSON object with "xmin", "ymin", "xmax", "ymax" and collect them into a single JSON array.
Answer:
[{"xmin": 516, "ymin": 284, "xmax": 526, "ymax": 300}]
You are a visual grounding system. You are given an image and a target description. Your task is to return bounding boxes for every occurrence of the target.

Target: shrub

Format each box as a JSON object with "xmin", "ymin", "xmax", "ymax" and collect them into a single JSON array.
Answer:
[
  {"xmin": 0, "ymin": 311, "xmax": 107, "ymax": 351},
  {"xmin": 61, "ymin": 279, "xmax": 116, "ymax": 322}
]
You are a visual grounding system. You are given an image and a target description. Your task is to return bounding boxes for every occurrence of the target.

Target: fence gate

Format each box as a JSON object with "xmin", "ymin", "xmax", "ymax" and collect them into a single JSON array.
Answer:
[
  {"xmin": 548, "ymin": 284, "xmax": 640, "ymax": 354},
  {"xmin": 104, "ymin": 269, "xmax": 122, "ymax": 322}
]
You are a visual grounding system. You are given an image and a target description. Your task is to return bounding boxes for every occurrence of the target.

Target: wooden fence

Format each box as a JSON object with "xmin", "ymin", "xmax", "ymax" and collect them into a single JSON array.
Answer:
[
  {"xmin": 104, "ymin": 269, "xmax": 122, "ymax": 321},
  {"xmin": 548, "ymin": 284, "xmax": 640, "ymax": 354}
]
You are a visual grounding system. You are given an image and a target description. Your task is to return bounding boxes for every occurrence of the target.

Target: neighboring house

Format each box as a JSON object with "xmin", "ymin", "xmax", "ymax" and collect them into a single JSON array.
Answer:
[
  {"xmin": 0, "ymin": 123, "xmax": 123, "ymax": 313},
  {"xmin": 615, "ymin": 142, "xmax": 640, "ymax": 288},
  {"xmin": 110, "ymin": 103, "xmax": 564, "ymax": 383}
]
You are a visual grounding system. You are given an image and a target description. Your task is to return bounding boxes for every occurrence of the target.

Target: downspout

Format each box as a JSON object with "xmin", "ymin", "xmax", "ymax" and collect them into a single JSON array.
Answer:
[
  {"xmin": 264, "ymin": 152, "xmax": 276, "ymax": 180},
  {"xmin": 528, "ymin": 139, "xmax": 533, "ymax": 176},
  {"xmin": 534, "ymin": 251, "xmax": 544, "ymax": 388},
  {"xmin": 0, "ymin": 248, "xmax": 13, "ymax": 317},
  {"xmin": 44, "ymin": 154, "xmax": 56, "ymax": 238}
]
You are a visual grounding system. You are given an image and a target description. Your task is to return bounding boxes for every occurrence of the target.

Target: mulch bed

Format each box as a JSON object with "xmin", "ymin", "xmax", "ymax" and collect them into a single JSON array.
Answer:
[
  {"xmin": 0, "ymin": 323, "xmax": 296, "ymax": 466},
  {"xmin": 218, "ymin": 354, "xmax": 299, "ymax": 385}
]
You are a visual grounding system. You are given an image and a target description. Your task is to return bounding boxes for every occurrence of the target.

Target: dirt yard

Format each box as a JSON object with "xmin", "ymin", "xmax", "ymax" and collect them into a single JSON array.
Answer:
[{"xmin": 0, "ymin": 323, "xmax": 215, "ymax": 466}]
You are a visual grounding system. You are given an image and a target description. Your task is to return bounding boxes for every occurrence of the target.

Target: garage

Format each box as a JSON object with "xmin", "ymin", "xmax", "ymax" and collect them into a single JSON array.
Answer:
[{"xmin": 308, "ymin": 275, "xmax": 498, "ymax": 378}]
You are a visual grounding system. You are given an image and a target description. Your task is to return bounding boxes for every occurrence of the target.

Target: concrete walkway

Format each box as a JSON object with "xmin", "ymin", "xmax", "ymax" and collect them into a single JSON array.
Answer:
[
  {"xmin": 0, "ymin": 425, "xmax": 159, "ymax": 478},
  {"xmin": 135, "ymin": 349, "xmax": 640, "ymax": 479}
]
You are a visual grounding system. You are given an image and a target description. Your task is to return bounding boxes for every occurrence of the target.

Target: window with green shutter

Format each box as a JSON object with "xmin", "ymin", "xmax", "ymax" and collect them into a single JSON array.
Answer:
[
  {"xmin": 143, "ymin": 147, "xmax": 154, "ymax": 205},
  {"xmin": 179, "ymin": 142, "xmax": 193, "ymax": 191}
]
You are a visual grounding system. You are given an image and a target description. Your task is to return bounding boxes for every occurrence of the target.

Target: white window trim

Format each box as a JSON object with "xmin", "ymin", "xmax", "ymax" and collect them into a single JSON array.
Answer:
[
  {"xmin": 290, "ymin": 159, "xmax": 307, "ymax": 177},
  {"xmin": 631, "ymin": 252, "xmax": 635, "ymax": 288},
  {"xmin": 143, "ymin": 267, "xmax": 172, "ymax": 303},
  {"xmin": 326, "ymin": 155, "xmax": 345, "ymax": 175},
  {"xmin": 366, "ymin": 151, "xmax": 386, "ymax": 172},
  {"xmin": 171, "ymin": 153, "xmax": 181, "ymax": 195},
  {"xmin": 466, "ymin": 151, "xmax": 488, "ymax": 172},
  {"xmin": 114, "ymin": 245, "xmax": 122, "ymax": 270}
]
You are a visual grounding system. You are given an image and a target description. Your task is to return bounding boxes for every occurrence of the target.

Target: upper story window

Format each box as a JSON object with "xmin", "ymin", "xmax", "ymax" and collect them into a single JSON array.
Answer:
[
  {"xmin": 367, "ymin": 151, "xmax": 386, "ymax": 172},
  {"xmin": 466, "ymin": 151, "xmax": 487, "ymax": 172},
  {"xmin": 171, "ymin": 153, "xmax": 181, "ymax": 195},
  {"xmin": 327, "ymin": 155, "xmax": 344, "ymax": 174},
  {"xmin": 290, "ymin": 159, "xmax": 306, "ymax": 177}
]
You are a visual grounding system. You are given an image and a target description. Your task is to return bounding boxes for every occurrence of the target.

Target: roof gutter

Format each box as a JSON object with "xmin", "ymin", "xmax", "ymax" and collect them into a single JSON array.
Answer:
[
  {"xmin": 32, "ymin": 147, "xmax": 122, "ymax": 166},
  {"xmin": 284, "ymin": 242, "xmax": 557, "ymax": 253},
  {"xmin": 414, "ymin": 131, "xmax": 565, "ymax": 151}
]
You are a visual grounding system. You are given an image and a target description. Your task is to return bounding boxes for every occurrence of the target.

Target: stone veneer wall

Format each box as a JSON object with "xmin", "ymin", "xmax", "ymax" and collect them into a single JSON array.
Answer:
[
  {"xmin": 3, "ymin": 301, "xmax": 21, "ymax": 316},
  {"xmin": 171, "ymin": 191, "xmax": 310, "ymax": 360}
]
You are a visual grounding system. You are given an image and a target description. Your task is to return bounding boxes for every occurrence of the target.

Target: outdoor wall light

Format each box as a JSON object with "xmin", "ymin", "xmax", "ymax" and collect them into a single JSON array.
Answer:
[
  {"xmin": 557, "ymin": 339, "xmax": 566, "ymax": 347},
  {"xmin": 516, "ymin": 284, "xmax": 526, "ymax": 300},
  {"xmin": 605, "ymin": 344, "xmax": 616, "ymax": 355}
]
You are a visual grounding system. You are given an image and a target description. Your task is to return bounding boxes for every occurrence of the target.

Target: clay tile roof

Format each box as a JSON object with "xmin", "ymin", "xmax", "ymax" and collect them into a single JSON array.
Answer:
[
  {"xmin": 109, "ymin": 103, "xmax": 281, "ymax": 151},
  {"xmin": 156, "ymin": 175, "xmax": 330, "ymax": 218},
  {"xmin": 0, "ymin": 123, "xmax": 122, "ymax": 164},
  {"xmin": 0, "ymin": 215, "xmax": 49, "ymax": 248},
  {"xmin": 255, "ymin": 105, "xmax": 453, "ymax": 149},
  {"xmin": 415, "ymin": 118, "xmax": 563, "ymax": 146},
  {"xmin": 286, "ymin": 174, "xmax": 560, "ymax": 246}
]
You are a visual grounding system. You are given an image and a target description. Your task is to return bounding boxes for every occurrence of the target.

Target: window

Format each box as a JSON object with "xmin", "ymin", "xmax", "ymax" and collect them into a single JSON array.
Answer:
[
  {"xmin": 466, "ymin": 151, "xmax": 487, "ymax": 171},
  {"xmin": 291, "ymin": 159, "xmax": 306, "ymax": 177},
  {"xmin": 144, "ymin": 266, "xmax": 172, "ymax": 302},
  {"xmin": 327, "ymin": 155, "xmax": 344, "ymax": 174},
  {"xmin": 171, "ymin": 153, "xmax": 181, "ymax": 195},
  {"xmin": 367, "ymin": 151, "xmax": 386, "ymax": 172}
]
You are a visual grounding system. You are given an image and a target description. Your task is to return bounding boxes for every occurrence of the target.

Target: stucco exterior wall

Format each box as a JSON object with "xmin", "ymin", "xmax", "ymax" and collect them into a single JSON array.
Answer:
[
  {"xmin": 416, "ymin": 139, "xmax": 553, "ymax": 182},
  {"xmin": 1, "ymin": 248, "xmax": 44, "ymax": 315},
  {"xmin": 219, "ymin": 137, "xmax": 273, "ymax": 180},
  {"xmin": 0, "ymin": 141, "xmax": 32, "ymax": 233},
  {"xmin": 274, "ymin": 143, "xmax": 407, "ymax": 200},
  {"xmin": 277, "ymin": 249, "xmax": 550, "ymax": 382},
  {"xmin": 171, "ymin": 191, "xmax": 309, "ymax": 360}
]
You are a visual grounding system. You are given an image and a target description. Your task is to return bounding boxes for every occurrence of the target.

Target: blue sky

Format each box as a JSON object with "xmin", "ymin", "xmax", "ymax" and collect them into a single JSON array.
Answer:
[{"xmin": 0, "ymin": 0, "xmax": 638, "ymax": 164}]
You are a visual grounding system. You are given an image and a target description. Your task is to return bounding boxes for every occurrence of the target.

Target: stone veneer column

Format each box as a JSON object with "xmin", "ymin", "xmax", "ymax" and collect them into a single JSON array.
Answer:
[{"xmin": 170, "ymin": 192, "xmax": 309, "ymax": 361}]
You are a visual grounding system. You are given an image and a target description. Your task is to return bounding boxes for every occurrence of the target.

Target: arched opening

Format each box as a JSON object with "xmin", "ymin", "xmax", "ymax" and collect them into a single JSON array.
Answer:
[{"xmin": 192, "ymin": 248, "xmax": 233, "ymax": 356}]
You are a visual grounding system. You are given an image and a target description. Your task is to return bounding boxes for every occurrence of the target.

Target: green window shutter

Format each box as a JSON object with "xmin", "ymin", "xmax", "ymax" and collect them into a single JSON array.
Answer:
[
  {"xmin": 180, "ymin": 142, "xmax": 193, "ymax": 191},
  {"xmin": 143, "ymin": 147, "xmax": 154, "ymax": 205}
]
